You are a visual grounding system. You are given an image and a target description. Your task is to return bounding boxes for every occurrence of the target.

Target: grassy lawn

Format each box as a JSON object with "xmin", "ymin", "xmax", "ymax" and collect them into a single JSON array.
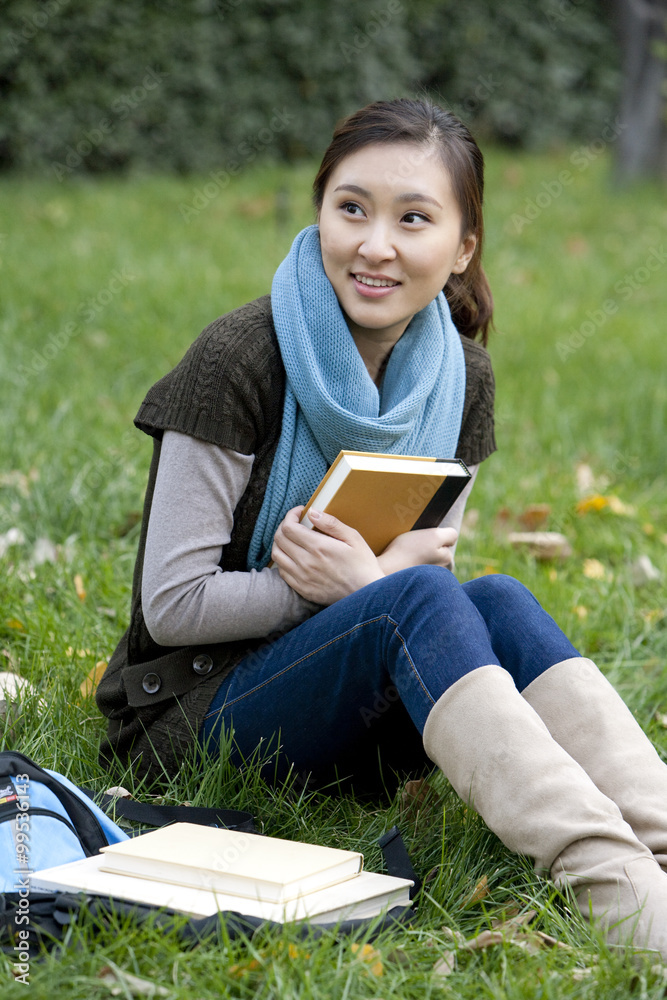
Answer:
[{"xmin": 0, "ymin": 145, "xmax": 666, "ymax": 997}]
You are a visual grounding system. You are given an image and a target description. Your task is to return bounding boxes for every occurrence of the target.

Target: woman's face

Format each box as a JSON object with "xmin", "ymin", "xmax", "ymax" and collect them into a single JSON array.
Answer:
[{"xmin": 318, "ymin": 142, "xmax": 477, "ymax": 347}]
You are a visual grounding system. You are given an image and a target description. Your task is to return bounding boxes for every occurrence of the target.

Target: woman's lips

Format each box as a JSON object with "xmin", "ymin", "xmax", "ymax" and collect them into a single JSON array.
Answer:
[{"xmin": 351, "ymin": 274, "xmax": 401, "ymax": 298}]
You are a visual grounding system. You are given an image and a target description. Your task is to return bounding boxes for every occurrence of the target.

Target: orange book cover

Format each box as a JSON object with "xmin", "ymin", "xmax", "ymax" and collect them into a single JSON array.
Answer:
[{"xmin": 300, "ymin": 451, "xmax": 469, "ymax": 556}]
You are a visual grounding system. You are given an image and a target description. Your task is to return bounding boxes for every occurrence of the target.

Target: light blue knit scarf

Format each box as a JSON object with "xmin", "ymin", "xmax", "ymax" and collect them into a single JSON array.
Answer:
[{"xmin": 247, "ymin": 224, "xmax": 466, "ymax": 570}]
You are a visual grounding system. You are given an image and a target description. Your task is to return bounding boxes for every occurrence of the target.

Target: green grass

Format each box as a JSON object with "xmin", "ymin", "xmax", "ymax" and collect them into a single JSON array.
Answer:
[{"xmin": 0, "ymin": 146, "xmax": 666, "ymax": 997}]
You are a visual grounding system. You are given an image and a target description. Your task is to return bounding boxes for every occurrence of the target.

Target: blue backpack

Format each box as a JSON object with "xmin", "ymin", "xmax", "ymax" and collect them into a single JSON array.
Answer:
[{"xmin": 0, "ymin": 751, "xmax": 129, "ymax": 891}]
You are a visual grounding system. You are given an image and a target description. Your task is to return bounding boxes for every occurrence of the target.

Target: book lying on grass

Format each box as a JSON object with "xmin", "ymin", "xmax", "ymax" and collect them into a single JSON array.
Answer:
[
  {"xmin": 300, "ymin": 450, "xmax": 471, "ymax": 555},
  {"xmin": 96, "ymin": 823, "xmax": 363, "ymax": 903},
  {"xmin": 30, "ymin": 854, "xmax": 412, "ymax": 924}
]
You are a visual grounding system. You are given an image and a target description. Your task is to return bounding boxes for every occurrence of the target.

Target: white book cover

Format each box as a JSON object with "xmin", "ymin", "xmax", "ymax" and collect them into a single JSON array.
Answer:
[
  {"xmin": 30, "ymin": 854, "xmax": 412, "ymax": 924},
  {"xmin": 98, "ymin": 824, "xmax": 364, "ymax": 903}
]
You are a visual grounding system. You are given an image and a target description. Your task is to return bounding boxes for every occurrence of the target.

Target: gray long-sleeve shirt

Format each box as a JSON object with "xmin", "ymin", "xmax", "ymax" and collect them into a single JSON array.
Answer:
[{"xmin": 142, "ymin": 430, "xmax": 477, "ymax": 647}]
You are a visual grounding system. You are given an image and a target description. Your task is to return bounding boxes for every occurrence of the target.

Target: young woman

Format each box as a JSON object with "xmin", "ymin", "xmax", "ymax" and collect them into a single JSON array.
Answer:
[{"xmin": 97, "ymin": 99, "xmax": 667, "ymax": 955}]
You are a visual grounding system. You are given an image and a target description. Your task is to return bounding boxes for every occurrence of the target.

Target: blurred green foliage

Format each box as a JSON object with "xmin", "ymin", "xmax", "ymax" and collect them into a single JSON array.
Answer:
[{"xmin": 0, "ymin": 0, "xmax": 620, "ymax": 176}]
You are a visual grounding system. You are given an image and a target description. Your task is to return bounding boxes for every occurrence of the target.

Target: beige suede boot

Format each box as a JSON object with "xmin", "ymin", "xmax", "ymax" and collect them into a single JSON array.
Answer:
[
  {"xmin": 523, "ymin": 656, "xmax": 667, "ymax": 871},
  {"xmin": 423, "ymin": 664, "xmax": 667, "ymax": 955}
]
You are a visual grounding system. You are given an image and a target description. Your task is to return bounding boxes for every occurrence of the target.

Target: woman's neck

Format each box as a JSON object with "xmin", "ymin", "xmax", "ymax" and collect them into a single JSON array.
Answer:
[{"xmin": 348, "ymin": 319, "xmax": 411, "ymax": 387}]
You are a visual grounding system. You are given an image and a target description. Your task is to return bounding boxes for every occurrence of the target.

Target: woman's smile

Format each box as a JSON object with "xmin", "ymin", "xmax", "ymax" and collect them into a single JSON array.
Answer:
[{"xmin": 351, "ymin": 272, "xmax": 401, "ymax": 297}]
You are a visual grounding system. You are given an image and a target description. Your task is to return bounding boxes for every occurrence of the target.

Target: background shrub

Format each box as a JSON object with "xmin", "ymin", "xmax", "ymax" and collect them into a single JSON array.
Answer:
[{"xmin": 0, "ymin": 0, "xmax": 620, "ymax": 175}]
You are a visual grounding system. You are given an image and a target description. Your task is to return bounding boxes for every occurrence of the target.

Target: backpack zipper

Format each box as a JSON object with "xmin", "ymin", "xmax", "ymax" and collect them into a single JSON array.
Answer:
[{"xmin": 0, "ymin": 803, "xmax": 79, "ymax": 839}]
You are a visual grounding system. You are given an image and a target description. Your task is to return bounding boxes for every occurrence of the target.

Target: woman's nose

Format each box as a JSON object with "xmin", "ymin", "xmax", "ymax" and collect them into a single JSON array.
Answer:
[{"xmin": 358, "ymin": 223, "xmax": 397, "ymax": 263}]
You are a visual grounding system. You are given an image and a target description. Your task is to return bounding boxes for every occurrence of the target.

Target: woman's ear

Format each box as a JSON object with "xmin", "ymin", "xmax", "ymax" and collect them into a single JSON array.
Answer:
[{"xmin": 451, "ymin": 234, "xmax": 477, "ymax": 275}]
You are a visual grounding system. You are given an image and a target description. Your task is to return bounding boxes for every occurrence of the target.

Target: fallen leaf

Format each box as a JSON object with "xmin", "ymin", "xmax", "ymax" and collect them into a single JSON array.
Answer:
[
  {"xmin": 97, "ymin": 961, "xmax": 170, "ymax": 996},
  {"xmin": 400, "ymin": 777, "xmax": 440, "ymax": 821},
  {"xmin": 566, "ymin": 235, "xmax": 589, "ymax": 257},
  {"xmin": 0, "ymin": 470, "xmax": 38, "ymax": 498},
  {"xmin": 572, "ymin": 966, "xmax": 597, "ymax": 981},
  {"xmin": 32, "ymin": 537, "xmax": 57, "ymax": 566},
  {"xmin": 351, "ymin": 943, "xmax": 383, "ymax": 976},
  {"xmin": 573, "ymin": 605, "xmax": 589, "ymax": 619},
  {"xmin": 422, "ymin": 865, "xmax": 441, "ymax": 885},
  {"xmin": 548, "ymin": 568, "xmax": 558, "ymax": 581},
  {"xmin": 517, "ymin": 504, "xmax": 551, "ymax": 531},
  {"xmin": 433, "ymin": 952, "xmax": 456, "ymax": 978},
  {"xmin": 508, "ymin": 532, "xmax": 572, "ymax": 560},
  {"xmin": 80, "ymin": 660, "xmax": 108, "ymax": 699},
  {"xmin": 0, "ymin": 528, "xmax": 26, "ymax": 558},
  {"xmin": 583, "ymin": 558, "xmax": 606, "ymax": 580},
  {"xmin": 608, "ymin": 496, "xmax": 634, "ymax": 515},
  {"xmin": 576, "ymin": 494, "xmax": 608, "ymax": 514},
  {"xmin": 442, "ymin": 926, "xmax": 467, "ymax": 947},
  {"xmin": 575, "ymin": 463, "xmax": 595, "ymax": 496},
  {"xmin": 493, "ymin": 507, "xmax": 514, "ymax": 539},
  {"xmin": 74, "ymin": 573, "xmax": 86, "ymax": 601},
  {"xmin": 468, "ymin": 874, "xmax": 489, "ymax": 905},
  {"xmin": 465, "ymin": 929, "xmax": 506, "ymax": 949},
  {"xmin": 632, "ymin": 555, "xmax": 662, "ymax": 587},
  {"xmin": 6, "ymin": 619, "xmax": 25, "ymax": 631},
  {"xmin": 535, "ymin": 930, "xmax": 571, "ymax": 950},
  {"xmin": 104, "ymin": 785, "xmax": 132, "ymax": 798},
  {"xmin": 491, "ymin": 909, "xmax": 537, "ymax": 930}
]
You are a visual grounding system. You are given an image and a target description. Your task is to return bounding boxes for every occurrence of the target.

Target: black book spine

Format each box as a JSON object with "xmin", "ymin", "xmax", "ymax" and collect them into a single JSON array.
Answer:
[{"xmin": 410, "ymin": 462, "xmax": 470, "ymax": 531}]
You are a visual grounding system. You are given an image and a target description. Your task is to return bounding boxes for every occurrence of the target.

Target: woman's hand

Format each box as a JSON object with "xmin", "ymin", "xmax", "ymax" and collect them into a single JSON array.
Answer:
[
  {"xmin": 377, "ymin": 526, "xmax": 458, "ymax": 576},
  {"xmin": 272, "ymin": 506, "xmax": 385, "ymax": 606}
]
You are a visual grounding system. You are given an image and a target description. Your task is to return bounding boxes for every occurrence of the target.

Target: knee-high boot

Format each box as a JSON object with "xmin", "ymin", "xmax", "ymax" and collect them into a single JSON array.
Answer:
[
  {"xmin": 522, "ymin": 656, "xmax": 667, "ymax": 871},
  {"xmin": 422, "ymin": 664, "xmax": 667, "ymax": 954}
]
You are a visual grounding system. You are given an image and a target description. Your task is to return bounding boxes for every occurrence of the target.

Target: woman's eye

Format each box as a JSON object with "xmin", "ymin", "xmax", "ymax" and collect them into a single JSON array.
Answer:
[
  {"xmin": 402, "ymin": 211, "xmax": 429, "ymax": 225},
  {"xmin": 341, "ymin": 202, "xmax": 365, "ymax": 217}
]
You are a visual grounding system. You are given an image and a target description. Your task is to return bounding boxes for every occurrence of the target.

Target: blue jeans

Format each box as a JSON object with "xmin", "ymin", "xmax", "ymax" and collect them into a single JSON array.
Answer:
[{"xmin": 201, "ymin": 567, "xmax": 579, "ymax": 796}]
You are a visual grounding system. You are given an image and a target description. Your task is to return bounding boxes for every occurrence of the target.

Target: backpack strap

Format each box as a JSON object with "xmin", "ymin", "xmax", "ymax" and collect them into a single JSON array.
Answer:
[
  {"xmin": 99, "ymin": 793, "xmax": 256, "ymax": 833},
  {"xmin": 378, "ymin": 825, "xmax": 421, "ymax": 899},
  {"xmin": 0, "ymin": 751, "xmax": 109, "ymax": 855}
]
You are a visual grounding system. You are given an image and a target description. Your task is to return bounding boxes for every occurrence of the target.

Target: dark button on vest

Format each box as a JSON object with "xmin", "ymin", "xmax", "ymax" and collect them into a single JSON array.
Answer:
[
  {"xmin": 192, "ymin": 653, "xmax": 214, "ymax": 675},
  {"xmin": 142, "ymin": 672, "xmax": 161, "ymax": 695}
]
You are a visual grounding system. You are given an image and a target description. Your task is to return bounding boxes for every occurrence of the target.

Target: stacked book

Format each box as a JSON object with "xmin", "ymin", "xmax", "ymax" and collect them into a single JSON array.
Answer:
[{"xmin": 30, "ymin": 823, "xmax": 413, "ymax": 924}]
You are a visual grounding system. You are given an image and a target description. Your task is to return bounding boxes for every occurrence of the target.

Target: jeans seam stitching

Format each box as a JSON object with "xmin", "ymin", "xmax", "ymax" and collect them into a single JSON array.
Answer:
[
  {"xmin": 204, "ymin": 614, "xmax": 396, "ymax": 720},
  {"xmin": 390, "ymin": 619, "xmax": 437, "ymax": 707}
]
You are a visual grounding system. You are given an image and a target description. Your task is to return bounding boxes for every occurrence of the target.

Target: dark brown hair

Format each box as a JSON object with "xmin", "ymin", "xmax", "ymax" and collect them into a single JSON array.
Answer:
[{"xmin": 312, "ymin": 98, "xmax": 493, "ymax": 344}]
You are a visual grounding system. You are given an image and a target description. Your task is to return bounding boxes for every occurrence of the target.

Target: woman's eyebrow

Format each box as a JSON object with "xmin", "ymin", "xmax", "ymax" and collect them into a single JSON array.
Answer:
[{"xmin": 333, "ymin": 183, "xmax": 442, "ymax": 209}]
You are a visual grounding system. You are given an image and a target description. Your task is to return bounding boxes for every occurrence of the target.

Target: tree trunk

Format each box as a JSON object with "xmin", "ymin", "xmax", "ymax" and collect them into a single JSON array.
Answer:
[{"xmin": 614, "ymin": 0, "xmax": 667, "ymax": 182}]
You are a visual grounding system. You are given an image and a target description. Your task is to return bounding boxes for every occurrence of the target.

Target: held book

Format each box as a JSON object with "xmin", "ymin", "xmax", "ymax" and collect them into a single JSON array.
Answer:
[
  {"xmin": 300, "ymin": 450, "xmax": 471, "ymax": 555},
  {"xmin": 30, "ymin": 854, "xmax": 412, "ymax": 924},
  {"xmin": 96, "ymin": 823, "xmax": 363, "ymax": 904}
]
